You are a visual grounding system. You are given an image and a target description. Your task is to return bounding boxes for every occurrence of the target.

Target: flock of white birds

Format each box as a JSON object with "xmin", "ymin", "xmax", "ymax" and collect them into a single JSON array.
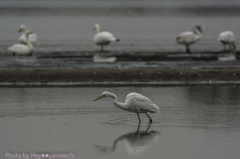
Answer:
[
  {"xmin": 176, "ymin": 25, "xmax": 236, "ymax": 54},
  {"xmin": 7, "ymin": 24, "xmax": 236, "ymax": 55},
  {"xmin": 7, "ymin": 25, "xmax": 37, "ymax": 55}
]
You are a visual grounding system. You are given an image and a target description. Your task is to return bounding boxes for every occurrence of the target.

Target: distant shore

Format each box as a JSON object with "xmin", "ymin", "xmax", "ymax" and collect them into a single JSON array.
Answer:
[{"xmin": 1, "ymin": 6, "xmax": 240, "ymax": 17}]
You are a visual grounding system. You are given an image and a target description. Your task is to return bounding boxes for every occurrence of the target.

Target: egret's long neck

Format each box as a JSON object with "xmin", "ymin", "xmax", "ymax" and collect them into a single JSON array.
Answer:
[
  {"xmin": 109, "ymin": 93, "xmax": 129, "ymax": 111},
  {"xmin": 95, "ymin": 25, "xmax": 100, "ymax": 34},
  {"xmin": 193, "ymin": 29, "xmax": 202, "ymax": 36}
]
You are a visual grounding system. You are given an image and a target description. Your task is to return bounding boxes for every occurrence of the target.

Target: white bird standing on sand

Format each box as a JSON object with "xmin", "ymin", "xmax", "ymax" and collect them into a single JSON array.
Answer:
[
  {"xmin": 18, "ymin": 25, "xmax": 37, "ymax": 44},
  {"xmin": 93, "ymin": 91, "xmax": 161, "ymax": 123},
  {"xmin": 218, "ymin": 31, "xmax": 236, "ymax": 52},
  {"xmin": 93, "ymin": 23, "xmax": 120, "ymax": 51},
  {"xmin": 176, "ymin": 25, "xmax": 203, "ymax": 53},
  {"xmin": 7, "ymin": 31, "xmax": 34, "ymax": 55}
]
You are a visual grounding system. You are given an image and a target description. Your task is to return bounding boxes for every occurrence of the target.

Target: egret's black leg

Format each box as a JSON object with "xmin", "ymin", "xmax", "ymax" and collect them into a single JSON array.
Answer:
[
  {"xmin": 145, "ymin": 112, "xmax": 152, "ymax": 123},
  {"xmin": 137, "ymin": 123, "xmax": 141, "ymax": 132},
  {"xmin": 137, "ymin": 113, "xmax": 141, "ymax": 123},
  {"xmin": 222, "ymin": 43, "xmax": 226, "ymax": 52},
  {"xmin": 232, "ymin": 42, "xmax": 236, "ymax": 52}
]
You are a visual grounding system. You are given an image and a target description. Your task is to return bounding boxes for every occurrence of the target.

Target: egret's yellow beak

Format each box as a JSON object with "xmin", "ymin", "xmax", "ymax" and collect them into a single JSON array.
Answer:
[
  {"xmin": 18, "ymin": 28, "xmax": 22, "ymax": 32},
  {"xmin": 93, "ymin": 95, "xmax": 104, "ymax": 102}
]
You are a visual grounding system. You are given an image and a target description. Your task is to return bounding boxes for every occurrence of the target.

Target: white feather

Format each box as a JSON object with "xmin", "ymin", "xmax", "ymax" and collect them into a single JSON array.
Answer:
[
  {"xmin": 218, "ymin": 30, "xmax": 235, "ymax": 43},
  {"xmin": 93, "ymin": 23, "xmax": 119, "ymax": 50},
  {"xmin": 18, "ymin": 25, "xmax": 37, "ymax": 44},
  {"xmin": 126, "ymin": 93, "xmax": 161, "ymax": 113},
  {"xmin": 8, "ymin": 31, "xmax": 34, "ymax": 55}
]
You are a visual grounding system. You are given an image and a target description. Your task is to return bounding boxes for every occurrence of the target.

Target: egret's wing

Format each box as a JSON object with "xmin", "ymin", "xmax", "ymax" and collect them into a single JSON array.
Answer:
[
  {"xmin": 176, "ymin": 31, "xmax": 195, "ymax": 43},
  {"xmin": 126, "ymin": 93, "xmax": 160, "ymax": 113},
  {"xmin": 94, "ymin": 31, "xmax": 116, "ymax": 44},
  {"xmin": 100, "ymin": 31, "xmax": 116, "ymax": 41},
  {"xmin": 218, "ymin": 31, "xmax": 235, "ymax": 42}
]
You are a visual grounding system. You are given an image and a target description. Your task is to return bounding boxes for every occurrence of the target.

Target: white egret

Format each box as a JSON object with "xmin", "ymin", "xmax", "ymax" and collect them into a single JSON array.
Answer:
[
  {"xmin": 176, "ymin": 25, "xmax": 203, "ymax": 53},
  {"xmin": 218, "ymin": 30, "xmax": 236, "ymax": 52},
  {"xmin": 93, "ymin": 91, "xmax": 160, "ymax": 123},
  {"xmin": 18, "ymin": 25, "xmax": 37, "ymax": 44},
  {"xmin": 93, "ymin": 23, "xmax": 120, "ymax": 51},
  {"xmin": 7, "ymin": 31, "xmax": 34, "ymax": 55}
]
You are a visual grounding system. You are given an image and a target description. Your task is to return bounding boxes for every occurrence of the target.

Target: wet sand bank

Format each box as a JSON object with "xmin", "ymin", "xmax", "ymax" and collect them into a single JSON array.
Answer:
[
  {"xmin": 1, "ymin": 51, "xmax": 240, "ymax": 86},
  {"xmin": 0, "ymin": 68, "xmax": 240, "ymax": 86}
]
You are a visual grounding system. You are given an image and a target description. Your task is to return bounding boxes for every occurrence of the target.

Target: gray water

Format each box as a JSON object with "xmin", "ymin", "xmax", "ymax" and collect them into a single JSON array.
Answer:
[{"xmin": 0, "ymin": 86, "xmax": 240, "ymax": 159}]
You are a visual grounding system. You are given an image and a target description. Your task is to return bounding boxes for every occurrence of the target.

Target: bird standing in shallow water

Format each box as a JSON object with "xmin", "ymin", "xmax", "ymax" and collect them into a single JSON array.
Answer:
[
  {"xmin": 176, "ymin": 25, "xmax": 203, "ymax": 54},
  {"xmin": 218, "ymin": 30, "xmax": 236, "ymax": 52},
  {"xmin": 93, "ymin": 23, "xmax": 120, "ymax": 51},
  {"xmin": 93, "ymin": 91, "xmax": 160, "ymax": 123}
]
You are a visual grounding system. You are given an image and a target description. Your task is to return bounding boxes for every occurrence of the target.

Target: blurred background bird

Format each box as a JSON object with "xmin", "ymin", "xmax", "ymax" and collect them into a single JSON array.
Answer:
[
  {"xmin": 176, "ymin": 25, "xmax": 203, "ymax": 54},
  {"xmin": 218, "ymin": 30, "xmax": 236, "ymax": 53},
  {"xmin": 18, "ymin": 24, "xmax": 37, "ymax": 44},
  {"xmin": 8, "ymin": 30, "xmax": 34, "ymax": 55},
  {"xmin": 93, "ymin": 23, "xmax": 120, "ymax": 51}
]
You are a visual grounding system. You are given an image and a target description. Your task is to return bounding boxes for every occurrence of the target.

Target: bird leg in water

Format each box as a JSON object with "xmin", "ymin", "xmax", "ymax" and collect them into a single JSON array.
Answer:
[
  {"xmin": 145, "ymin": 112, "xmax": 152, "ymax": 123},
  {"xmin": 137, "ymin": 113, "xmax": 141, "ymax": 123},
  {"xmin": 185, "ymin": 44, "xmax": 191, "ymax": 54},
  {"xmin": 231, "ymin": 42, "xmax": 236, "ymax": 53},
  {"xmin": 145, "ymin": 123, "xmax": 152, "ymax": 133},
  {"xmin": 137, "ymin": 123, "xmax": 141, "ymax": 132},
  {"xmin": 222, "ymin": 43, "xmax": 227, "ymax": 52}
]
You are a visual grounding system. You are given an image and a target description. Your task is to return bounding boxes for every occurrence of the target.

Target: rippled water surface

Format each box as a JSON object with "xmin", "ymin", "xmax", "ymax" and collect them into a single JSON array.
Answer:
[{"xmin": 0, "ymin": 86, "xmax": 240, "ymax": 159}]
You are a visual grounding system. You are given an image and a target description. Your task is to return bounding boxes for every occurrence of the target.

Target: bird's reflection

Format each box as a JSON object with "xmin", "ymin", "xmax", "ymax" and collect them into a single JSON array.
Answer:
[{"xmin": 94, "ymin": 124, "xmax": 160, "ymax": 155}]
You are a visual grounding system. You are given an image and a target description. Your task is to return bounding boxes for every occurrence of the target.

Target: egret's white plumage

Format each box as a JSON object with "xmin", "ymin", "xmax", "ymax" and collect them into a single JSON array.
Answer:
[
  {"xmin": 218, "ymin": 30, "xmax": 236, "ymax": 52},
  {"xmin": 176, "ymin": 25, "xmax": 203, "ymax": 53},
  {"xmin": 93, "ymin": 91, "xmax": 160, "ymax": 123},
  {"xmin": 93, "ymin": 23, "xmax": 120, "ymax": 51},
  {"xmin": 18, "ymin": 25, "xmax": 37, "ymax": 44},
  {"xmin": 7, "ymin": 31, "xmax": 34, "ymax": 55}
]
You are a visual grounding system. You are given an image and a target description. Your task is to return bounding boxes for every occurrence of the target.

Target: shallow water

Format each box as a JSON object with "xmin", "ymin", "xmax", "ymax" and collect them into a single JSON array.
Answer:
[{"xmin": 0, "ymin": 86, "xmax": 240, "ymax": 159}]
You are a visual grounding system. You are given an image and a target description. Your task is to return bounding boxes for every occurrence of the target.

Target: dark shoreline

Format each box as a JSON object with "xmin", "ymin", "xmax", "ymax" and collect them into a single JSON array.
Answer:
[
  {"xmin": 1, "ymin": 6, "xmax": 240, "ymax": 17},
  {"xmin": 0, "ymin": 68, "xmax": 239, "ymax": 86}
]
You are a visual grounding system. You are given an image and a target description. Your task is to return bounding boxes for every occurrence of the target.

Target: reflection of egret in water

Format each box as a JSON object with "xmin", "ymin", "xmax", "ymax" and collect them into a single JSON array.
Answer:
[
  {"xmin": 93, "ymin": 54, "xmax": 116, "ymax": 63},
  {"xmin": 94, "ymin": 124, "xmax": 160, "ymax": 155}
]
